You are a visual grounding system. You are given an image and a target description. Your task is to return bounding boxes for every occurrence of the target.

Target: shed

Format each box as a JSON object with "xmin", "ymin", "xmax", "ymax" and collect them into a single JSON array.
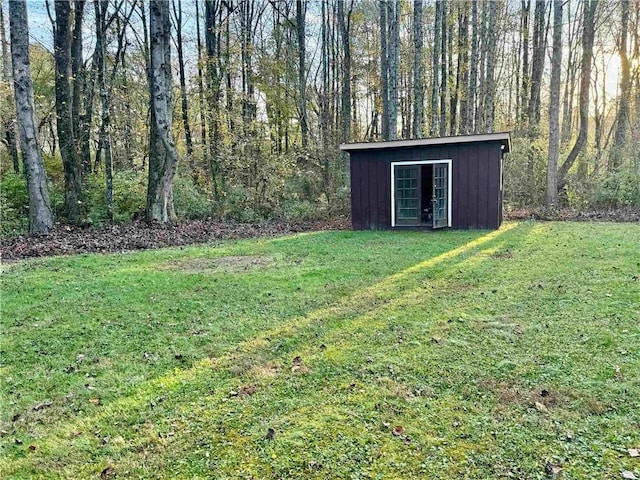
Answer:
[{"xmin": 340, "ymin": 132, "xmax": 511, "ymax": 230}]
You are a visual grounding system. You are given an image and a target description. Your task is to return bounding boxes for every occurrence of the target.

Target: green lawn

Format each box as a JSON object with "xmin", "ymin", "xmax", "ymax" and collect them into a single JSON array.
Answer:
[{"xmin": 1, "ymin": 222, "xmax": 639, "ymax": 479}]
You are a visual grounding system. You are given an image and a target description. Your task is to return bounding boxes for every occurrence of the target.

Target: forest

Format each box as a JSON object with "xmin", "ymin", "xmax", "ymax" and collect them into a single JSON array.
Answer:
[{"xmin": 1, "ymin": 0, "xmax": 639, "ymax": 235}]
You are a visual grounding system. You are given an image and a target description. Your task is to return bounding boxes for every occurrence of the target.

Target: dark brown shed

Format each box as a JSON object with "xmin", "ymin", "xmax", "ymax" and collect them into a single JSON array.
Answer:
[{"xmin": 340, "ymin": 132, "xmax": 511, "ymax": 230}]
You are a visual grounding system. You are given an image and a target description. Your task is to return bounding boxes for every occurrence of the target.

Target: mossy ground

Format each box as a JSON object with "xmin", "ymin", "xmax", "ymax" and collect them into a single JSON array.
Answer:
[{"xmin": 1, "ymin": 222, "xmax": 639, "ymax": 479}]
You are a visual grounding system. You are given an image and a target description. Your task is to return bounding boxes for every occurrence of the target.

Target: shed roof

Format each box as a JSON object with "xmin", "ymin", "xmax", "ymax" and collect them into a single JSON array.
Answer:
[{"xmin": 339, "ymin": 132, "xmax": 511, "ymax": 153}]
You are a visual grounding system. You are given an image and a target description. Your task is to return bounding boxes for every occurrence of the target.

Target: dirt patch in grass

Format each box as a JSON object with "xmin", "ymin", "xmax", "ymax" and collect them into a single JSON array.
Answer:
[
  {"xmin": 481, "ymin": 379, "xmax": 610, "ymax": 415},
  {"xmin": 165, "ymin": 255, "xmax": 275, "ymax": 274}
]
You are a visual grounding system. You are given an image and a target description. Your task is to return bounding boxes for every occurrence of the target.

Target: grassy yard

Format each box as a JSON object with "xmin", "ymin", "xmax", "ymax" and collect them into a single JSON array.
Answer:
[{"xmin": 1, "ymin": 222, "xmax": 639, "ymax": 479}]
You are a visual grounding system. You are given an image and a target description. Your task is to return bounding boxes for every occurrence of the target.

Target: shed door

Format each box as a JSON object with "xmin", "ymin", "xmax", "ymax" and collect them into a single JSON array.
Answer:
[
  {"xmin": 432, "ymin": 163, "xmax": 449, "ymax": 228},
  {"xmin": 394, "ymin": 165, "xmax": 420, "ymax": 225}
]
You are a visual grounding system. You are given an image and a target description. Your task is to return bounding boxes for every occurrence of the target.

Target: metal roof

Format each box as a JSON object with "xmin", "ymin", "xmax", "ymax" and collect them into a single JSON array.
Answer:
[{"xmin": 339, "ymin": 132, "xmax": 511, "ymax": 153}]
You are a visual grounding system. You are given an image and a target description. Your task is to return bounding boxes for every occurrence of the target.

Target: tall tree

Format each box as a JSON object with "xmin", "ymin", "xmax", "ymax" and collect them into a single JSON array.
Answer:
[
  {"xmin": 439, "ymin": 0, "xmax": 447, "ymax": 137},
  {"xmin": 296, "ymin": 0, "xmax": 308, "ymax": 148},
  {"xmin": 519, "ymin": 0, "xmax": 531, "ymax": 124},
  {"xmin": 172, "ymin": 0, "xmax": 195, "ymax": 180},
  {"xmin": 466, "ymin": 0, "xmax": 478, "ymax": 133},
  {"xmin": 412, "ymin": 0, "xmax": 424, "ymax": 138},
  {"xmin": 8, "ymin": 0, "xmax": 53, "ymax": 233},
  {"xmin": 527, "ymin": 0, "xmax": 547, "ymax": 134},
  {"xmin": 483, "ymin": 0, "xmax": 498, "ymax": 133},
  {"xmin": 546, "ymin": 0, "xmax": 562, "ymax": 206},
  {"xmin": 172, "ymin": 0, "xmax": 199, "ymax": 182},
  {"xmin": 379, "ymin": 0, "xmax": 390, "ymax": 140},
  {"xmin": 431, "ymin": 0, "xmax": 442, "ymax": 136},
  {"xmin": 70, "ymin": 0, "xmax": 84, "ymax": 162},
  {"xmin": 94, "ymin": 0, "xmax": 113, "ymax": 219},
  {"xmin": 451, "ymin": 2, "xmax": 469, "ymax": 134},
  {"xmin": 387, "ymin": 0, "xmax": 399, "ymax": 140},
  {"xmin": 146, "ymin": 0, "xmax": 179, "ymax": 222},
  {"xmin": 559, "ymin": 0, "xmax": 598, "ymax": 192},
  {"xmin": 195, "ymin": 0, "xmax": 207, "ymax": 170},
  {"xmin": 337, "ymin": 0, "xmax": 351, "ymax": 143},
  {"xmin": 204, "ymin": 0, "xmax": 224, "ymax": 196},
  {"xmin": 1, "ymin": 0, "xmax": 20, "ymax": 173},
  {"xmin": 54, "ymin": 0, "xmax": 83, "ymax": 223},
  {"xmin": 611, "ymin": 0, "xmax": 631, "ymax": 168}
]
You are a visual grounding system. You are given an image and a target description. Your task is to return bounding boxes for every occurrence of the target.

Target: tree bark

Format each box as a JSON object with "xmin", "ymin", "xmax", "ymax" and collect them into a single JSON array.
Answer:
[
  {"xmin": 412, "ymin": 0, "xmax": 424, "ymax": 138},
  {"xmin": 9, "ymin": 0, "xmax": 53, "ymax": 233},
  {"xmin": 54, "ymin": 0, "xmax": 83, "ymax": 223},
  {"xmin": 71, "ymin": 0, "xmax": 84, "ymax": 160},
  {"xmin": 146, "ymin": 0, "xmax": 179, "ymax": 222},
  {"xmin": 546, "ymin": 0, "xmax": 562, "ymax": 206},
  {"xmin": 1, "ymin": 0, "xmax": 20, "ymax": 173},
  {"xmin": 558, "ymin": 0, "xmax": 597, "ymax": 193}
]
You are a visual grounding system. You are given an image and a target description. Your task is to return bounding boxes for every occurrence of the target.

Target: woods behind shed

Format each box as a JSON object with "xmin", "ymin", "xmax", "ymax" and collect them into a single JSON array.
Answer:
[{"xmin": 341, "ymin": 132, "xmax": 511, "ymax": 231}]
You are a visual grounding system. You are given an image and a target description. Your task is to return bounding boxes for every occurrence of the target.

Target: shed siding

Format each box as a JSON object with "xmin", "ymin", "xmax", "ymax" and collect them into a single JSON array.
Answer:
[{"xmin": 350, "ymin": 141, "xmax": 503, "ymax": 230}]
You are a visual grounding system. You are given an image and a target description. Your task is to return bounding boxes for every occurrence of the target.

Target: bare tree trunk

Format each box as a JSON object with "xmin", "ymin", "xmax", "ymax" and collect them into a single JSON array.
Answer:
[
  {"xmin": 204, "ymin": 0, "xmax": 222, "ymax": 197},
  {"xmin": 412, "ymin": 0, "xmax": 424, "ymax": 138},
  {"xmin": 296, "ymin": 0, "xmax": 308, "ymax": 148},
  {"xmin": 320, "ymin": 0, "xmax": 330, "ymax": 149},
  {"xmin": 466, "ymin": 0, "xmax": 478, "ymax": 134},
  {"xmin": 457, "ymin": 1, "xmax": 470, "ymax": 135},
  {"xmin": 439, "ymin": 0, "xmax": 447, "ymax": 137},
  {"xmin": 9, "ymin": 0, "xmax": 53, "ymax": 233},
  {"xmin": 1, "ymin": 0, "xmax": 20, "ymax": 173},
  {"xmin": 172, "ymin": 0, "xmax": 195, "ymax": 182},
  {"xmin": 484, "ymin": 0, "xmax": 498, "ymax": 133},
  {"xmin": 195, "ymin": 0, "xmax": 207, "ymax": 171},
  {"xmin": 54, "ymin": 0, "xmax": 83, "ymax": 223},
  {"xmin": 71, "ymin": 0, "xmax": 84, "ymax": 161},
  {"xmin": 546, "ymin": 0, "xmax": 562, "ymax": 206},
  {"xmin": 146, "ymin": 0, "xmax": 178, "ymax": 222},
  {"xmin": 527, "ymin": 0, "xmax": 547, "ymax": 135},
  {"xmin": 431, "ymin": 0, "xmax": 441, "ymax": 136},
  {"xmin": 520, "ymin": 0, "xmax": 530, "ymax": 125},
  {"xmin": 561, "ymin": 0, "xmax": 578, "ymax": 145},
  {"xmin": 559, "ymin": 0, "xmax": 597, "ymax": 194},
  {"xmin": 611, "ymin": 0, "xmax": 631, "ymax": 169},
  {"xmin": 475, "ymin": 0, "xmax": 488, "ymax": 132},
  {"xmin": 94, "ymin": 0, "xmax": 113, "ymax": 220},
  {"xmin": 387, "ymin": 1, "xmax": 399, "ymax": 140},
  {"xmin": 337, "ymin": 0, "xmax": 351, "ymax": 143},
  {"xmin": 380, "ymin": 0, "xmax": 390, "ymax": 140}
]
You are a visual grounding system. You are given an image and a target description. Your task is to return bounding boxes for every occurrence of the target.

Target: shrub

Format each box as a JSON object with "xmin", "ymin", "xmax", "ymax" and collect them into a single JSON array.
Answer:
[
  {"xmin": 86, "ymin": 169, "xmax": 147, "ymax": 226},
  {"xmin": 172, "ymin": 175, "xmax": 214, "ymax": 219},
  {"xmin": 0, "ymin": 172, "xmax": 29, "ymax": 237},
  {"xmin": 592, "ymin": 170, "xmax": 640, "ymax": 208}
]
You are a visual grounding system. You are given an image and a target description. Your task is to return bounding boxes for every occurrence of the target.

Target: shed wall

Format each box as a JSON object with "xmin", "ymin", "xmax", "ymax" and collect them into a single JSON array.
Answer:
[{"xmin": 349, "ymin": 141, "xmax": 503, "ymax": 230}]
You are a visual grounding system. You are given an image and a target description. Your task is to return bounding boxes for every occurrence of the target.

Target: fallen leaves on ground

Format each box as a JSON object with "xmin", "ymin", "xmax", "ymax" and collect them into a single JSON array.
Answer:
[{"xmin": 1, "ymin": 219, "xmax": 349, "ymax": 261}]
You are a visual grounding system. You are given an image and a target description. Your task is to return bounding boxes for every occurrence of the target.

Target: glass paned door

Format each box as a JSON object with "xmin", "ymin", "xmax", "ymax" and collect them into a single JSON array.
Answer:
[
  {"xmin": 395, "ymin": 165, "xmax": 420, "ymax": 225},
  {"xmin": 432, "ymin": 163, "xmax": 449, "ymax": 228}
]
